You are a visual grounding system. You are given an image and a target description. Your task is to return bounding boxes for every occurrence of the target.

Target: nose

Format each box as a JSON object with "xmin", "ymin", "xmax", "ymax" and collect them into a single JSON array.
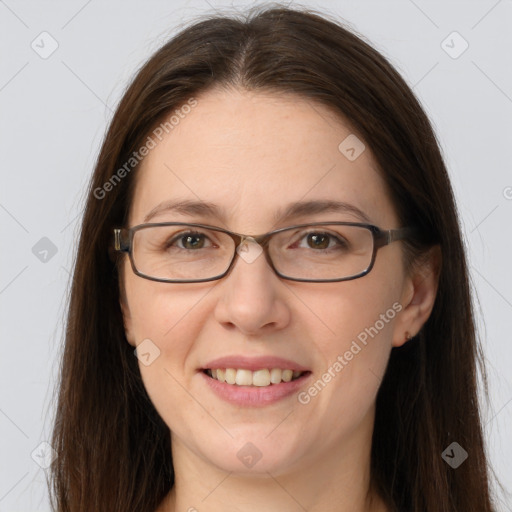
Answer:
[{"xmin": 213, "ymin": 239, "xmax": 291, "ymax": 336}]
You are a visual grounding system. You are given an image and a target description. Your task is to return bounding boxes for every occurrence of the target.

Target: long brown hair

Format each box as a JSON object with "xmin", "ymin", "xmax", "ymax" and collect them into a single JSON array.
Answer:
[{"xmin": 48, "ymin": 4, "xmax": 499, "ymax": 511}]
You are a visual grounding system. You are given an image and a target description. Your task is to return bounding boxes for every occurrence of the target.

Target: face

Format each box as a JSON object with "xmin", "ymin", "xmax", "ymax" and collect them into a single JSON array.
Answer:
[{"xmin": 120, "ymin": 87, "xmax": 420, "ymax": 477}]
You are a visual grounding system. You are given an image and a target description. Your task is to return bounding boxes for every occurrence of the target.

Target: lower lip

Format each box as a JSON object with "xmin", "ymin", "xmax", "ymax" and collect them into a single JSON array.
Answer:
[{"xmin": 200, "ymin": 370, "xmax": 312, "ymax": 407}]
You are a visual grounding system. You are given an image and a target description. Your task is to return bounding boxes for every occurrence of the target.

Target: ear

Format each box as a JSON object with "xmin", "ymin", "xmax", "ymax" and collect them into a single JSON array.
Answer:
[
  {"xmin": 392, "ymin": 245, "xmax": 442, "ymax": 347},
  {"xmin": 119, "ymin": 276, "xmax": 136, "ymax": 347}
]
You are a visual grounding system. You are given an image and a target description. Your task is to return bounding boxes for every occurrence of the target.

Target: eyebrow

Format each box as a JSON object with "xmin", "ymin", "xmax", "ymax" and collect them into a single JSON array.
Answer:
[{"xmin": 143, "ymin": 198, "xmax": 373, "ymax": 225}]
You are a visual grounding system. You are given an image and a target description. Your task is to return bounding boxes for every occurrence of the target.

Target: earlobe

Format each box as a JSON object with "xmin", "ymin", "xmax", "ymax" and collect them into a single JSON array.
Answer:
[{"xmin": 392, "ymin": 245, "xmax": 441, "ymax": 347}]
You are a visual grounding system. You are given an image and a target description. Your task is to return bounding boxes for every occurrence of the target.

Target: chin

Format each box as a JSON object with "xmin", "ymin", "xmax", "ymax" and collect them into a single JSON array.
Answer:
[{"xmin": 200, "ymin": 436, "xmax": 303, "ymax": 476}]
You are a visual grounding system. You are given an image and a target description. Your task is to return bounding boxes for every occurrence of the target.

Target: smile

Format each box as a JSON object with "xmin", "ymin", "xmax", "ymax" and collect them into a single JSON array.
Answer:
[
  {"xmin": 200, "ymin": 368, "xmax": 312, "ymax": 407},
  {"xmin": 204, "ymin": 368, "xmax": 306, "ymax": 387}
]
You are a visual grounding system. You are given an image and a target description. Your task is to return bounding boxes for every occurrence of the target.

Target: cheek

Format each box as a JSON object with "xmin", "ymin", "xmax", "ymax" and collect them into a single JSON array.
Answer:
[
  {"xmin": 123, "ymin": 275, "xmax": 211, "ymax": 433},
  {"xmin": 125, "ymin": 275, "xmax": 218, "ymax": 384},
  {"xmin": 123, "ymin": 270, "xmax": 208, "ymax": 375},
  {"xmin": 124, "ymin": 262, "xmax": 201, "ymax": 339},
  {"xmin": 309, "ymin": 274, "xmax": 400, "ymax": 356},
  {"xmin": 301, "ymin": 277, "xmax": 399, "ymax": 417}
]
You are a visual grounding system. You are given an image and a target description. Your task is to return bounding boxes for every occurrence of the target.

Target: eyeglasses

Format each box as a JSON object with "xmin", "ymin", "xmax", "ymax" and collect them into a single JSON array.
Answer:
[{"xmin": 113, "ymin": 221, "xmax": 417, "ymax": 283}]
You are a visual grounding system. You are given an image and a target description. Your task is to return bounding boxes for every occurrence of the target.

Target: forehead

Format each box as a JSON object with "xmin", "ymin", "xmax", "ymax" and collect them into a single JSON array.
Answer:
[{"xmin": 128, "ymin": 87, "xmax": 397, "ymax": 231}]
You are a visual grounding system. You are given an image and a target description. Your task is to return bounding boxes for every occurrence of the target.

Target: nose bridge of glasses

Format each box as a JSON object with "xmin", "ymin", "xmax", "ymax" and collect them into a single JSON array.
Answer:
[
  {"xmin": 233, "ymin": 234, "xmax": 270, "ymax": 266},
  {"xmin": 239, "ymin": 235, "xmax": 258, "ymax": 245},
  {"xmin": 231, "ymin": 232, "xmax": 271, "ymax": 250}
]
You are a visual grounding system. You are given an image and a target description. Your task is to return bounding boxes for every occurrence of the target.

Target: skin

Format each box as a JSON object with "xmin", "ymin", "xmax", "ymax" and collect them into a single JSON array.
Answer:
[{"xmin": 120, "ymin": 87, "xmax": 440, "ymax": 512}]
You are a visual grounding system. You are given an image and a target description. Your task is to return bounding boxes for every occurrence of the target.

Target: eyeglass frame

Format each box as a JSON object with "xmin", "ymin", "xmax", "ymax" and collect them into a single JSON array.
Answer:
[{"xmin": 113, "ymin": 221, "xmax": 418, "ymax": 283}]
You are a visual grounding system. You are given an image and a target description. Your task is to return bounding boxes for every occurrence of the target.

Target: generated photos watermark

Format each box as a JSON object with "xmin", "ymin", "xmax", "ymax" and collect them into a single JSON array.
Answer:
[
  {"xmin": 93, "ymin": 97, "xmax": 198, "ymax": 200},
  {"xmin": 297, "ymin": 301, "xmax": 403, "ymax": 404}
]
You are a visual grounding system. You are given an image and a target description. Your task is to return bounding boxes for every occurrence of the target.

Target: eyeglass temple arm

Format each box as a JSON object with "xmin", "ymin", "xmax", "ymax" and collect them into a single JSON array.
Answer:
[
  {"xmin": 114, "ymin": 228, "xmax": 130, "ymax": 252},
  {"xmin": 380, "ymin": 226, "xmax": 418, "ymax": 246}
]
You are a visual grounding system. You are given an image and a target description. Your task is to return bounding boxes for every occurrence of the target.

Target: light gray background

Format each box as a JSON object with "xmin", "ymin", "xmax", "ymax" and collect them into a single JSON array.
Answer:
[{"xmin": 1, "ymin": 0, "xmax": 511, "ymax": 510}]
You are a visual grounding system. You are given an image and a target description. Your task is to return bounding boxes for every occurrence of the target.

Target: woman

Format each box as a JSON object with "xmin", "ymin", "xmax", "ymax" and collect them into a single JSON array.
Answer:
[{"xmin": 48, "ymin": 5, "xmax": 499, "ymax": 511}]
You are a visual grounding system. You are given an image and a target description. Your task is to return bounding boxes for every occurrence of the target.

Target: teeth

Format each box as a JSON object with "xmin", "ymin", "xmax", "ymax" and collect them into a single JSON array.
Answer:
[
  {"xmin": 282, "ymin": 369, "xmax": 293, "ymax": 382},
  {"xmin": 225, "ymin": 368, "xmax": 236, "ymax": 384},
  {"xmin": 270, "ymin": 368, "xmax": 282, "ymax": 384},
  {"xmin": 252, "ymin": 369, "xmax": 270, "ymax": 387},
  {"xmin": 207, "ymin": 367, "xmax": 304, "ymax": 386},
  {"xmin": 235, "ymin": 369, "xmax": 253, "ymax": 386}
]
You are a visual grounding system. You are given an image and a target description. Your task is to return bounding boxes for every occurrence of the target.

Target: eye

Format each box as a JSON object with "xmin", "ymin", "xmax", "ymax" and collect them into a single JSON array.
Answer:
[
  {"xmin": 295, "ymin": 231, "xmax": 347, "ymax": 251},
  {"xmin": 168, "ymin": 231, "xmax": 214, "ymax": 250}
]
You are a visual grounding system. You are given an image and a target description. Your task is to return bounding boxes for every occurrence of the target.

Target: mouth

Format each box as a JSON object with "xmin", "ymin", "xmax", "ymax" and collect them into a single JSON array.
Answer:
[{"xmin": 203, "ymin": 368, "xmax": 310, "ymax": 387}]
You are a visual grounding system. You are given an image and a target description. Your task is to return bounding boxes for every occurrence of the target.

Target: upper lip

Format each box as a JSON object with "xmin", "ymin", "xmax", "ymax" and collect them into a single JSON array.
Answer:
[{"xmin": 202, "ymin": 355, "xmax": 310, "ymax": 372}]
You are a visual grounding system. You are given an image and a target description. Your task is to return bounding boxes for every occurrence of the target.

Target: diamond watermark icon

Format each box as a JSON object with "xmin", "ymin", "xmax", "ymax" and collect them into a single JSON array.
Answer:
[
  {"xmin": 237, "ymin": 441, "xmax": 263, "ymax": 468},
  {"xmin": 236, "ymin": 237, "xmax": 263, "ymax": 264},
  {"xmin": 135, "ymin": 338, "xmax": 161, "ymax": 366},
  {"xmin": 32, "ymin": 237, "xmax": 58, "ymax": 263},
  {"xmin": 338, "ymin": 134, "xmax": 365, "ymax": 161},
  {"xmin": 31, "ymin": 31, "xmax": 59, "ymax": 59},
  {"xmin": 31, "ymin": 441, "xmax": 57, "ymax": 469},
  {"xmin": 441, "ymin": 31, "xmax": 469, "ymax": 59},
  {"xmin": 441, "ymin": 441, "xmax": 468, "ymax": 469}
]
